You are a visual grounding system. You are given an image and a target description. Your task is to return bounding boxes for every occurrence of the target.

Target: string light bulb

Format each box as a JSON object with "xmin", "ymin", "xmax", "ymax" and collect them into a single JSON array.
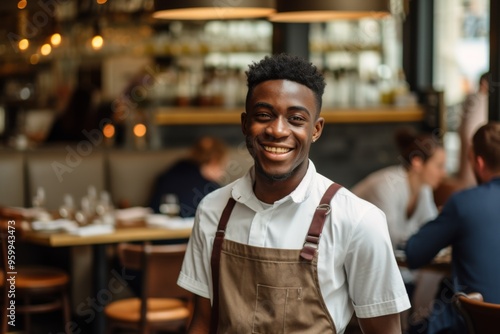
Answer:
[
  {"xmin": 91, "ymin": 21, "xmax": 104, "ymax": 50},
  {"xmin": 91, "ymin": 35, "xmax": 104, "ymax": 50},
  {"xmin": 133, "ymin": 124, "xmax": 147, "ymax": 137},
  {"xmin": 40, "ymin": 43, "xmax": 52, "ymax": 56},
  {"xmin": 18, "ymin": 0, "xmax": 27, "ymax": 9},
  {"xmin": 50, "ymin": 33, "xmax": 62, "ymax": 46},
  {"xmin": 18, "ymin": 38, "xmax": 29, "ymax": 51},
  {"xmin": 103, "ymin": 124, "xmax": 115, "ymax": 138}
]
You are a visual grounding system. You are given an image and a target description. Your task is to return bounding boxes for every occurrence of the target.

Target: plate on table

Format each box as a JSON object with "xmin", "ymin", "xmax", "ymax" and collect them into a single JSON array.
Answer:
[{"xmin": 146, "ymin": 214, "xmax": 194, "ymax": 230}]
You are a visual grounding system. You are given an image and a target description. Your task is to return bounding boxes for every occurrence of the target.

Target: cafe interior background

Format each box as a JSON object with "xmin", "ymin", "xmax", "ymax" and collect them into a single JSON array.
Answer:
[
  {"xmin": 0, "ymin": 0, "xmax": 494, "ymax": 332},
  {"xmin": 0, "ymin": 0, "xmax": 491, "ymax": 182}
]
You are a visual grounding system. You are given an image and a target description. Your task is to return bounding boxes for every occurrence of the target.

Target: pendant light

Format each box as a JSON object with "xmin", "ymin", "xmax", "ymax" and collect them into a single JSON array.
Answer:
[
  {"xmin": 153, "ymin": 0, "xmax": 276, "ymax": 20},
  {"xmin": 269, "ymin": 0, "xmax": 390, "ymax": 22}
]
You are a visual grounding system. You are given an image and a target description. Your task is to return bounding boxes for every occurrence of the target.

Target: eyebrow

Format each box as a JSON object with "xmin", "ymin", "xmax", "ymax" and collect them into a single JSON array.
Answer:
[{"xmin": 252, "ymin": 102, "xmax": 311, "ymax": 116}]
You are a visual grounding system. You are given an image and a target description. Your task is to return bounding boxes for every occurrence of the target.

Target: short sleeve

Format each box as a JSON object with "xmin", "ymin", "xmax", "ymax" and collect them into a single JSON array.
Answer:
[
  {"xmin": 177, "ymin": 201, "xmax": 213, "ymax": 300},
  {"xmin": 344, "ymin": 206, "xmax": 411, "ymax": 318}
]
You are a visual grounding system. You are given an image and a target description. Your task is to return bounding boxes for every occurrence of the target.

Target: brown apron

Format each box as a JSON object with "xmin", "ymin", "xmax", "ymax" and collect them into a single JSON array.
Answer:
[{"xmin": 210, "ymin": 183, "xmax": 342, "ymax": 334}]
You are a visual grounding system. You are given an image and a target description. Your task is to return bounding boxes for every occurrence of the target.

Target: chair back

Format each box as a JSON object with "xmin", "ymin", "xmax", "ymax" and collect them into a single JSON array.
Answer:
[
  {"xmin": 0, "ymin": 151, "xmax": 25, "ymax": 207},
  {"xmin": 453, "ymin": 292, "xmax": 500, "ymax": 334},
  {"xmin": 117, "ymin": 243, "xmax": 191, "ymax": 301}
]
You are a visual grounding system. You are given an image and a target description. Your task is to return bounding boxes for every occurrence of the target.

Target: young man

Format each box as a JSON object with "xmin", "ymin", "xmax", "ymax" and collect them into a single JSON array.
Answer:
[
  {"xmin": 405, "ymin": 121, "xmax": 500, "ymax": 334},
  {"xmin": 178, "ymin": 54, "xmax": 410, "ymax": 334}
]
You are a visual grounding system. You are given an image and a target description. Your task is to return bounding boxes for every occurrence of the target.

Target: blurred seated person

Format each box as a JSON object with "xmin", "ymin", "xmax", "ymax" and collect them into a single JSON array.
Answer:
[
  {"xmin": 45, "ymin": 85, "xmax": 100, "ymax": 143},
  {"xmin": 431, "ymin": 73, "xmax": 490, "ymax": 209},
  {"xmin": 119, "ymin": 136, "xmax": 228, "ymax": 297},
  {"xmin": 352, "ymin": 127, "xmax": 447, "ymax": 250},
  {"xmin": 149, "ymin": 136, "xmax": 228, "ymax": 217},
  {"xmin": 405, "ymin": 122, "xmax": 500, "ymax": 334},
  {"xmin": 456, "ymin": 72, "xmax": 489, "ymax": 189}
]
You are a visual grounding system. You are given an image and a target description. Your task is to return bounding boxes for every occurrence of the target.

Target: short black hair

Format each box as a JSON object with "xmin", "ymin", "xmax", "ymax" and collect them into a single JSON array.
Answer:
[
  {"xmin": 245, "ymin": 53, "xmax": 326, "ymax": 115},
  {"xmin": 473, "ymin": 122, "xmax": 500, "ymax": 172}
]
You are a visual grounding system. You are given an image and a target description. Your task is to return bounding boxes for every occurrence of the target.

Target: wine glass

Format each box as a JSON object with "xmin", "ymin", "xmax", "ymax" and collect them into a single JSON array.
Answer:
[{"xmin": 159, "ymin": 194, "xmax": 180, "ymax": 217}]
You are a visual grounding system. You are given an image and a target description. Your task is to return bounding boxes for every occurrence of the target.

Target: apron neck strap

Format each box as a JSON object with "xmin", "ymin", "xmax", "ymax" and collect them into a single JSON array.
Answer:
[
  {"xmin": 300, "ymin": 183, "xmax": 343, "ymax": 261},
  {"xmin": 210, "ymin": 197, "xmax": 236, "ymax": 334}
]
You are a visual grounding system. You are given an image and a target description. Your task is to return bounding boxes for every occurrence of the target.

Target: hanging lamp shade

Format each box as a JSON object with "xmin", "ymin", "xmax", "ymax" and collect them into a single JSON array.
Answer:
[
  {"xmin": 269, "ymin": 0, "xmax": 390, "ymax": 22},
  {"xmin": 153, "ymin": 0, "xmax": 276, "ymax": 20}
]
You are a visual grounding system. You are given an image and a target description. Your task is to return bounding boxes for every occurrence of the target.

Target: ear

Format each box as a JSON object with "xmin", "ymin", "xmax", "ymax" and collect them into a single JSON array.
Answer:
[
  {"xmin": 312, "ymin": 117, "xmax": 325, "ymax": 143},
  {"xmin": 241, "ymin": 112, "xmax": 248, "ymax": 135},
  {"xmin": 475, "ymin": 155, "xmax": 486, "ymax": 171},
  {"xmin": 411, "ymin": 156, "xmax": 424, "ymax": 171}
]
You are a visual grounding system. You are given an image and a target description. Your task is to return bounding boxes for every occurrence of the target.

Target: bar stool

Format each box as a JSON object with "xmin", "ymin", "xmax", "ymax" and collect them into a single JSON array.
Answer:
[{"xmin": 0, "ymin": 220, "xmax": 71, "ymax": 333}]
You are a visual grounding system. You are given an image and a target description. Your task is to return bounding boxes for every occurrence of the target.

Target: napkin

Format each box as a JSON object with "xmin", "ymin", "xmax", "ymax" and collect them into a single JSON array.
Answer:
[
  {"xmin": 31, "ymin": 219, "xmax": 79, "ymax": 233},
  {"xmin": 114, "ymin": 207, "xmax": 152, "ymax": 223},
  {"xmin": 68, "ymin": 224, "xmax": 115, "ymax": 237},
  {"xmin": 146, "ymin": 214, "xmax": 194, "ymax": 230}
]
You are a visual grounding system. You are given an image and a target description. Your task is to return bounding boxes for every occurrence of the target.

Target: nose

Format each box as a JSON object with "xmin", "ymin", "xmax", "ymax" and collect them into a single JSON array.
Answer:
[{"xmin": 265, "ymin": 116, "xmax": 291, "ymax": 139}]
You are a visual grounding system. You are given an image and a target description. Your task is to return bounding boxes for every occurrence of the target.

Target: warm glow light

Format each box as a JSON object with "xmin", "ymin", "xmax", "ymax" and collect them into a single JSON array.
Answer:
[
  {"xmin": 97, "ymin": 0, "xmax": 107, "ymax": 4},
  {"xmin": 133, "ymin": 124, "xmax": 147, "ymax": 137},
  {"xmin": 18, "ymin": 39, "xmax": 29, "ymax": 51},
  {"xmin": 103, "ymin": 124, "xmax": 115, "ymax": 138},
  {"xmin": 51, "ymin": 33, "xmax": 62, "ymax": 46},
  {"xmin": 91, "ymin": 35, "xmax": 104, "ymax": 50},
  {"xmin": 153, "ymin": 0, "xmax": 275, "ymax": 20},
  {"xmin": 269, "ymin": 1, "xmax": 390, "ymax": 22},
  {"xmin": 18, "ymin": 0, "xmax": 27, "ymax": 9},
  {"xmin": 153, "ymin": 8, "xmax": 275, "ymax": 20},
  {"xmin": 30, "ymin": 54, "xmax": 40, "ymax": 65},
  {"xmin": 40, "ymin": 43, "xmax": 52, "ymax": 56}
]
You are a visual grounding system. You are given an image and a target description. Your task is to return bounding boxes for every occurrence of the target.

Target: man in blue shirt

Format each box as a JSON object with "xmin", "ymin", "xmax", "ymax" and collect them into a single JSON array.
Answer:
[{"xmin": 405, "ymin": 121, "xmax": 500, "ymax": 334}]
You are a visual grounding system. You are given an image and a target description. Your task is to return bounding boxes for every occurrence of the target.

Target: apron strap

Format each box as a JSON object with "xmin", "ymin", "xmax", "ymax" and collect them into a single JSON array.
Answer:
[
  {"xmin": 300, "ymin": 183, "xmax": 343, "ymax": 261},
  {"xmin": 210, "ymin": 197, "xmax": 236, "ymax": 334}
]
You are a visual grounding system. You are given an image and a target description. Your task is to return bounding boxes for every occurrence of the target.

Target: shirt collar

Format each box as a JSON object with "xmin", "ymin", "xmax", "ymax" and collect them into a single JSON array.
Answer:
[{"xmin": 231, "ymin": 160, "xmax": 317, "ymax": 207}]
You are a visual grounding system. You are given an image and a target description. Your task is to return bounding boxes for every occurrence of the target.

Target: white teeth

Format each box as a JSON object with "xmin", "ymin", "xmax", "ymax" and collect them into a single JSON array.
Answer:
[{"xmin": 263, "ymin": 146, "xmax": 291, "ymax": 154}]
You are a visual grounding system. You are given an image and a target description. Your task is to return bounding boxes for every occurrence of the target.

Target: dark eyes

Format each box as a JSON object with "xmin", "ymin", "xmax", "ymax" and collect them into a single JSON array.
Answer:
[
  {"xmin": 289, "ymin": 115, "xmax": 306, "ymax": 122},
  {"xmin": 254, "ymin": 112, "xmax": 307, "ymax": 124},
  {"xmin": 255, "ymin": 112, "xmax": 272, "ymax": 120}
]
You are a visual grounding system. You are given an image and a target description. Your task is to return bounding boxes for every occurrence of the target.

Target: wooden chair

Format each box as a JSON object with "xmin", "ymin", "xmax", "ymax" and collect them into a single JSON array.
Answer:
[
  {"xmin": 104, "ymin": 242, "xmax": 193, "ymax": 334},
  {"xmin": 0, "ymin": 220, "xmax": 71, "ymax": 333},
  {"xmin": 453, "ymin": 292, "xmax": 500, "ymax": 334}
]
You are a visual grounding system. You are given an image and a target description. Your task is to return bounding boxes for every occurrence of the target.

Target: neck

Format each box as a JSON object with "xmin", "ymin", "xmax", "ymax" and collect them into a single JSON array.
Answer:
[
  {"xmin": 407, "ymin": 169, "xmax": 423, "ymax": 195},
  {"xmin": 480, "ymin": 170, "xmax": 500, "ymax": 183},
  {"xmin": 253, "ymin": 169, "xmax": 306, "ymax": 204},
  {"xmin": 253, "ymin": 180, "xmax": 294, "ymax": 204}
]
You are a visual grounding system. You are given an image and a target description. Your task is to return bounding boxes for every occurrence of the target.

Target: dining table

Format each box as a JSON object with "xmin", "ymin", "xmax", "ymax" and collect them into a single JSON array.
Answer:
[{"xmin": 2, "ymin": 206, "xmax": 192, "ymax": 334}]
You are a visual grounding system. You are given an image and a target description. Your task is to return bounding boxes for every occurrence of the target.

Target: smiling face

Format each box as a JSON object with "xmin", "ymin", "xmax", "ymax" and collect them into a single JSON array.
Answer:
[{"xmin": 242, "ymin": 79, "xmax": 324, "ymax": 187}]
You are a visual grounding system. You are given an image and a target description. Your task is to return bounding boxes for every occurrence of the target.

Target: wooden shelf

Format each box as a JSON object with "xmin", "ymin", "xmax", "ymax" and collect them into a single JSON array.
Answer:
[{"xmin": 154, "ymin": 105, "xmax": 424, "ymax": 125}]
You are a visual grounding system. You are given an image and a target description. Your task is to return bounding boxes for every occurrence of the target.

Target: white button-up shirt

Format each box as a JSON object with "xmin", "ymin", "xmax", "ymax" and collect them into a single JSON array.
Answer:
[{"xmin": 178, "ymin": 160, "xmax": 410, "ymax": 333}]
